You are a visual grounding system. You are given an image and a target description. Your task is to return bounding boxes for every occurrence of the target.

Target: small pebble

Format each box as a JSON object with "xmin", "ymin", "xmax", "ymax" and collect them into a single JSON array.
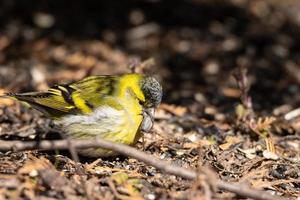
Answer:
[
  {"xmin": 147, "ymin": 193, "xmax": 156, "ymax": 200},
  {"xmin": 263, "ymin": 150, "xmax": 279, "ymax": 160},
  {"xmin": 29, "ymin": 170, "xmax": 38, "ymax": 177}
]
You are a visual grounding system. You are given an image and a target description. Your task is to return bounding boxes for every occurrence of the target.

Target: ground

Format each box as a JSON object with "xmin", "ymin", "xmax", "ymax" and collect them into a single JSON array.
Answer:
[{"xmin": 0, "ymin": 0, "xmax": 300, "ymax": 199}]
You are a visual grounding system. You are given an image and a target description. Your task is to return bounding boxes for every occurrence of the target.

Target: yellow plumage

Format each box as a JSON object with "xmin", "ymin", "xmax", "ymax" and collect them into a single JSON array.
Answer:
[{"xmin": 5, "ymin": 74, "xmax": 162, "ymax": 157}]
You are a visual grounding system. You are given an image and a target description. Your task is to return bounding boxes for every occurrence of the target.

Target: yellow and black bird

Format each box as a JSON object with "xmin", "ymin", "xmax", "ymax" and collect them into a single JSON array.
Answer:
[{"xmin": 4, "ymin": 74, "xmax": 162, "ymax": 157}]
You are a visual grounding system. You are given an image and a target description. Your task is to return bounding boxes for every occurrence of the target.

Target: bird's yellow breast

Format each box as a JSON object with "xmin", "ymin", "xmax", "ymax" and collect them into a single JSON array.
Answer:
[
  {"xmin": 58, "ymin": 97, "xmax": 143, "ymax": 157},
  {"xmin": 117, "ymin": 93, "xmax": 143, "ymax": 144}
]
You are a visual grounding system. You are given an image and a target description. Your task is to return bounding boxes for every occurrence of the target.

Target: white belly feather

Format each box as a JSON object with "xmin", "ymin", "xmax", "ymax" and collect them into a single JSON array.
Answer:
[
  {"xmin": 60, "ymin": 106, "xmax": 124, "ymax": 127},
  {"xmin": 57, "ymin": 106, "xmax": 129, "ymax": 136}
]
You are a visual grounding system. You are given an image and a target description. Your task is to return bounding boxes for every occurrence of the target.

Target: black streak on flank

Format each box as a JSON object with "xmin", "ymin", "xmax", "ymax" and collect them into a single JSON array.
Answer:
[{"xmin": 52, "ymin": 84, "xmax": 76, "ymax": 105}]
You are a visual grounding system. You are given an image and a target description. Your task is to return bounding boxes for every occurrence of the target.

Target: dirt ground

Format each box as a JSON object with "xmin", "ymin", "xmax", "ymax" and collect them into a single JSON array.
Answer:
[{"xmin": 0, "ymin": 0, "xmax": 300, "ymax": 199}]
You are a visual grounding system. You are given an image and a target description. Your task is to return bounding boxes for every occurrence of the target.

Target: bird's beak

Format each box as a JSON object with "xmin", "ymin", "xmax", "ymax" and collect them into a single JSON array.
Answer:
[
  {"xmin": 141, "ymin": 108, "xmax": 155, "ymax": 133},
  {"xmin": 146, "ymin": 107, "xmax": 155, "ymax": 118}
]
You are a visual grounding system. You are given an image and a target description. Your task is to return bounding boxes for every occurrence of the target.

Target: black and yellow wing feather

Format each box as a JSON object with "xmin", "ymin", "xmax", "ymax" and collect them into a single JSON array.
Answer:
[
  {"xmin": 6, "ymin": 75, "xmax": 120, "ymax": 119},
  {"xmin": 6, "ymin": 90, "xmax": 76, "ymax": 118}
]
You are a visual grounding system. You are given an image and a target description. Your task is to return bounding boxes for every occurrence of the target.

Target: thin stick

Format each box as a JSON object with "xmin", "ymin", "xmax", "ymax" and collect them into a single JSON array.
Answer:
[{"xmin": 0, "ymin": 139, "xmax": 287, "ymax": 200}]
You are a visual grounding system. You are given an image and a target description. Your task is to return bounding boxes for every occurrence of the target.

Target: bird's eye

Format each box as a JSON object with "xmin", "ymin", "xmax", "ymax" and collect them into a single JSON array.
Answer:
[{"xmin": 138, "ymin": 99, "xmax": 145, "ymax": 106}]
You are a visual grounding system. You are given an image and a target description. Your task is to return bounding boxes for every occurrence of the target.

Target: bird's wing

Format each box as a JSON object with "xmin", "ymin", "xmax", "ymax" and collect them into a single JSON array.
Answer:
[
  {"xmin": 7, "ymin": 89, "xmax": 77, "ymax": 118},
  {"xmin": 7, "ymin": 75, "xmax": 119, "ymax": 118},
  {"xmin": 68, "ymin": 75, "xmax": 121, "ymax": 110}
]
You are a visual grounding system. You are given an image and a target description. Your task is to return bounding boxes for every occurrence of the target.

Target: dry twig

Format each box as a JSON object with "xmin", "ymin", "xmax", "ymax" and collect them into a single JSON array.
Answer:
[{"xmin": 0, "ymin": 138, "xmax": 287, "ymax": 200}]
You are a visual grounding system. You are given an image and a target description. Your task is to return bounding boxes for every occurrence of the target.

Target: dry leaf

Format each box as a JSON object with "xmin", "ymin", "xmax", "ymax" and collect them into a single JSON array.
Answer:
[
  {"xmin": 159, "ymin": 103, "xmax": 187, "ymax": 117},
  {"xmin": 219, "ymin": 136, "xmax": 241, "ymax": 150},
  {"xmin": 249, "ymin": 117, "xmax": 276, "ymax": 137},
  {"xmin": 222, "ymin": 87, "xmax": 241, "ymax": 98},
  {"xmin": 111, "ymin": 172, "xmax": 129, "ymax": 185},
  {"xmin": 18, "ymin": 156, "xmax": 53, "ymax": 175}
]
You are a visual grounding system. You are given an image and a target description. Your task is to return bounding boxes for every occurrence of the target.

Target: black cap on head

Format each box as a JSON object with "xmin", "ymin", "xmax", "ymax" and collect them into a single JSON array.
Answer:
[{"xmin": 140, "ymin": 76, "xmax": 162, "ymax": 108}]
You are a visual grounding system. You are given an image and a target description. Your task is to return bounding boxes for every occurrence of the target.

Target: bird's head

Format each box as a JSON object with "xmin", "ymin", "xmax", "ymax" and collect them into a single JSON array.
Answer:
[{"xmin": 139, "ymin": 76, "xmax": 162, "ymax": 108}]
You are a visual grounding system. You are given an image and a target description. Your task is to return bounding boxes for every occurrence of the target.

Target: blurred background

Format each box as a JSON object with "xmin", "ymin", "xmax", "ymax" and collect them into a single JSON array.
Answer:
[
  {"xmin": 1, "ymin": 2, "xmax": 300, "ymax": 198},
  {"xmin": 1, "ymin": 0, "xmax": 300, "ymax": 116}
]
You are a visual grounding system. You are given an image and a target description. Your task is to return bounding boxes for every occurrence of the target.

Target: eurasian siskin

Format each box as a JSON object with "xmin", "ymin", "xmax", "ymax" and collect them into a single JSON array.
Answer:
[{"xmin": 5, "ymin": 73, "xmax": 162, "ymax": 157}]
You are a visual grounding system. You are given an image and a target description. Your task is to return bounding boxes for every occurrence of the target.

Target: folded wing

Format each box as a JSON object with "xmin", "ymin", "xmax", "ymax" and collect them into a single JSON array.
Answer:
[{"xmin": 6, "ymin": 75, "xmax": 119, "ymax": 118}]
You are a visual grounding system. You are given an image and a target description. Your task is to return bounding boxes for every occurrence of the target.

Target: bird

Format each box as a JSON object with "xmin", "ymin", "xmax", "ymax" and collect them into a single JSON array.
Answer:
[{"xmin": 3, "ymin": 73, "xmax": 162, "ymax": 157}]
